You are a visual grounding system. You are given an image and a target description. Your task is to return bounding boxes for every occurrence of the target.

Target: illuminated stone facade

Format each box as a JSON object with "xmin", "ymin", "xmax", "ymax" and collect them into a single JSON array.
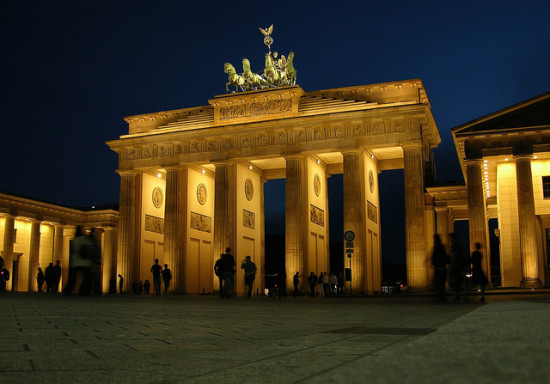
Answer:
[
  {"xmin": 107, "ymin": 81, "xmax": 441, "ymax": 294},
  {"xmin": 428, "ymin": 92, "xmax": 550, "ymax": 288},
  {"xmin": 0, "ymin": 193, "xmax": 118, "ymax": 292}
]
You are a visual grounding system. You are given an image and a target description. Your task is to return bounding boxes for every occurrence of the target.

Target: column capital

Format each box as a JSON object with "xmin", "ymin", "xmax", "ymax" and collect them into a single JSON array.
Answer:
[
  {"xmin": 465, "ymin": 158, "xmax": 483, "ymax": 166},
  {"xmin": 401, "ymin": 142, "xmax": 423, "ymax": 151},
  {"xmin": 116, "ymin": 169, "xmax": 139, "ymax": 177},
  {"xmin": 341, "ymin": 148, "xmax": 363, "ymax": 156}
]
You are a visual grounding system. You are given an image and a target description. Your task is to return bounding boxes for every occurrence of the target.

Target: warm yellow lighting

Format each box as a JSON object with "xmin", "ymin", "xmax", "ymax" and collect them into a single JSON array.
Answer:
[
  {"xmin": 249, "ymin": 165, "xmax": 253, "ymax": 170},
  {"xmin": 157, "ymin": 173, "xmax": 161, "ymax": 178},
  {"xmin": 483, "ymin": 159, "xmax": 488, "ymax": 163},
  {"xmin": 533, "ymin": 155, "xmax": 538, "ymax": 159},
  {"xmin": 504, "ymin": 158, "xmax": 509, "ymax": 161},
  {"xmin": 202, "ymin": 169, "xmax": 205, "ymax": 174}
]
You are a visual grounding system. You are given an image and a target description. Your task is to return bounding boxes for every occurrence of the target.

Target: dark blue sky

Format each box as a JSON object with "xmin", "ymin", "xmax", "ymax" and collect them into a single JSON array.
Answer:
[{"xmin": 2, "ymin": 1, "xmax": 550, "ymax": 263}]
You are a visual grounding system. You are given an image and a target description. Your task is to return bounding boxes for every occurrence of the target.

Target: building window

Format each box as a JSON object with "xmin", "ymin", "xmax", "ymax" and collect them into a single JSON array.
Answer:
[{"xmin": 543, "ymin": 176, "xmax": 550, "ymax": 199}]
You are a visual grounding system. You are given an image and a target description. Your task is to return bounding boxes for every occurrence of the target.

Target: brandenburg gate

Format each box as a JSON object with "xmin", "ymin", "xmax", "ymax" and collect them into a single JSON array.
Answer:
[{"xmin": 107, "ymin": 79, "xmax": 441, "ymax": 295}]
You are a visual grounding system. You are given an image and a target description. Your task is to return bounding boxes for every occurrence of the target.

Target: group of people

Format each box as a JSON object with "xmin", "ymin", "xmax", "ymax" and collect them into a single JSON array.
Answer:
[
  {"xmin": 304, "ymin": 271, "xmax": 345, "ymax": 297},
  {"xmin": 432, "ymin": 233, "xmax": 489, "ymax": 303},
  {"xmin": 214, "ymin": 248, "xmax": 257, "ymax": 298},
  {"xmin": 36, "ymin": 261, "xmax": 62, "ymax": 293},
  {"xmin": 150, "ymin": 259, "xmax": 172, "ymax": 295}
]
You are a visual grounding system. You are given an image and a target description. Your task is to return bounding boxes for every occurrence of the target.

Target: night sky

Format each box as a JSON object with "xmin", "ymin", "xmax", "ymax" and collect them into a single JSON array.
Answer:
[{"xmin": 2, "ymin": 1, "xmax": 550, "ymax": 265}]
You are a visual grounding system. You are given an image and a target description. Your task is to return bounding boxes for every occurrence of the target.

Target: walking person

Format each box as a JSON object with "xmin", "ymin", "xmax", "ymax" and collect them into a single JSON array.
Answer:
[
  {"xmin": 37, "ymin": 267, "xmax": 45, "ymax": 292},
  {"xmin": 432, "ymin": 234, "xmax": 451, "ymax": 302},
  {"xmin": 118, "ymin": 274, "xmax": 124, "ymax": 294},
  {"xmin": 307, "ymin": 272, "xmax": 317, "ymax": 297},
  {"xmin": 52, "ymin": 260, "xmax": 62, "ymax": 293},
  {"xmin": 214, "ymin": 256, "xmax": 224, "ymax": 297},
  {"xmin": 162, "ymin": 264, "xmax": 172, "ymax": 294},
  {"xmin": 470, "ymin": 242, "xmax": 489, "ymax": 303},
  {"xmin": 45, "ymin": 262, "xmax": 55, "ymax": 293},
  {"xmin": 317, "ymin": 272, "xmax": 324, "ymax": 297},
  {"xmin": 292, "ymin": 272, "xmax": 300, "ymax": 297},
  {"xmin": 241, "ymin": 256, "xmax": 257, "ymax": 298},
  {"xmin": 151, "ymin": 259, "xmax": 162, "ymax": 295},
  {"xmin": 221, "ymin": 248, "xmax": 236, "ymax": 298}
]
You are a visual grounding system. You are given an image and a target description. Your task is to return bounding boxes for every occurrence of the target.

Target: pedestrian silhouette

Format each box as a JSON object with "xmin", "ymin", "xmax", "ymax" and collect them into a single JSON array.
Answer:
[
  {"xmin": 293, "ymin": 272, "xmax": 300, "ymax": 297},
  {"xmin": 118, "ymin": 274, "xmax": 124, "ymax": 294},
  {"xmin": 470, "ymin": 242, "xmax": 488, "ymax": 303},
  {"xmin": 162, "ymin": 264, "xmax": 172, "ymax": 294},
  {"xmin": 221, "ymin": 248, "xmax": 236, "ymax": 298},
  {"xmin": 150, "ymin": 258, "xmax": 162, "ymax": 295},
  {"xmin": 214, "ymin": 256, "xmax": 224, "ymax": 297},
  {"xmin": 241, "ymin": 256, "xmax": 257, "ymax": 298},
  {"xmin": 53, "ymin": 260, "xmax": 62, "ymax": 293},
  {"xmin": 144, "ymin": 279, "xmax": 151, "ymax": 295},
  {"xmin": 37, "ymin": 267, "xmax": 45, "ymax": 292},
  {"xmin": 307, "ymin": 272, "xmax": 317, "ymax": 297}
]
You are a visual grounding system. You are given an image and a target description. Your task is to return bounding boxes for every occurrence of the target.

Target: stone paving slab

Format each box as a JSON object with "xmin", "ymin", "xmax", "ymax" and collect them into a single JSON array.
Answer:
[{"xmin": 1, "ymin": 293, "xmax": 548, "ymax": 383}]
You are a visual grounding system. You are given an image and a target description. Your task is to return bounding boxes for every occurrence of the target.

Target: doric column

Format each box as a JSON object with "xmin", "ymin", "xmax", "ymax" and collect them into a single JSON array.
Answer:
[
  {"xmin": 28, "ymin": 220, "xmax": 41, "ymax": 292},
  {"xmin": 117, "ymin": 170, "xmax": 139, "ymax": 292},
  {"xmin": 164, "ymin": 167, "xmax": 182, "ymax": 293},
  {"xmin": 466, "ymin": 159, "xmax": 489, "ymax": 277},
  {"xmin": 515, "ymin": 155, "xmax": 541, "ymax": 286},
  {"xmin": 403, "ymin": 144, "xmax": 428, "ymax": 291},
  {"xmin": 2, "ymin": 214, "xmax": 15, "ymax": 291},
  {"xmin": 285, "ymin": 155, "xmax": 307, "ymax": 290},
  {"xmin": 260, "ymin": 177, "xmax": 266, "ymax": 293},
  {"xmin": 102, "ymin": 226, "xmax": 117, "ymax": 292},
  {"xmin": 343, "ymin": 149, "xmax": 365, "ymax": 292},
  {"xmin": 213, "ymin": 162, "xmax": 235, "ymax": 267},
  {"xmin": 53, "ymin": 224, "xmax": 64, "ymax": 264}
]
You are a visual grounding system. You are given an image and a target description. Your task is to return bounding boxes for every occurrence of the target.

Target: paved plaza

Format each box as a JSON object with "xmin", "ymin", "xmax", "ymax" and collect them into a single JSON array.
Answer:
[{"xmin": 1, "ymin": 292, "xmax": 549, "ymax": 383}]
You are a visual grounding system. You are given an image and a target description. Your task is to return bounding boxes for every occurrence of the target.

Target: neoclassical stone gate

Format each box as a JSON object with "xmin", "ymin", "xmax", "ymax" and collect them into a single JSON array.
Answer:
[{"xmin": 107, "ymin": 80, "xmax": 441, "ymax": 295}]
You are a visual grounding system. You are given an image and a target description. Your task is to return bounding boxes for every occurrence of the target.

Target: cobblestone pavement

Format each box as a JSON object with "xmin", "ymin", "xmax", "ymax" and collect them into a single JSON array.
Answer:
[{"xmin": 1, "ymin": 292, "xmax": 549, "ymax": 383}]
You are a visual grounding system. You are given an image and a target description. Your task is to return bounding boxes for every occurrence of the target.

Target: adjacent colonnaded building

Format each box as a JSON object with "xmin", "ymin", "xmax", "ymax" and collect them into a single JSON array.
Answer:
[{"xmin": 1, "ymin": 83, "xmax": 549, "ymax": 294}]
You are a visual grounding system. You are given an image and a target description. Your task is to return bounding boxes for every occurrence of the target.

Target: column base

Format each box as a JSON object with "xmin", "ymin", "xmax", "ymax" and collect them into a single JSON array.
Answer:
[{"xmin": 520, "ymin": 278, "xmax": 543, "ymax": 288}]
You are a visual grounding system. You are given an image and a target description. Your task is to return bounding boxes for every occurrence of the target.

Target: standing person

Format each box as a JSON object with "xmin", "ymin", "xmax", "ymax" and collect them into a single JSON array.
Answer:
[
  {"xmin": 432, "ymin": 234, "xmax": 450, "ymax": 302},
  {"xmin": 118, "ymin": 274, "xmax": 124, "ymax": 294},
  {"xmin": 45, "ymin": 262, "xmax": 55, "ymax": 293},
  {"xmin": 450, "ymin": 233, "xmax": 468, "ymax": 302},
  {"xmin": 322, "ymin": 272, "xmax": 329, "ymax": 297},
  {"xmin": 150, "ymin": 259, "xmax": 162, "ymax": 295},
  {"xmin": 221, "ymin": 248, "xmax": 236, "ymax": 298},
  {"xmin": 214, "ymin": 256, "xmax": 224, "ymax": 297},
  {"xmin": 52, "ymin": 260, "xmax": 62, "ymax": 293},
  {"xmin": 241, "ymin": 256, "xmax": 257, "ymax": 298},
  {"xmin": 317, "ymin": 272, "xmax": 324, "ymax": 297},
  {"xmin": 470, "ymin": 242, "xmax": 489, "ymax": 303},
  {"xmin": 293, "ymin": 272, "xmax": 300, "ymax": 297},
  {"xmin": 307, "ymin": 272, "xmax": 318, "ymax": 297},
  {"xmin": 329, "ymin": 273, "xmax": 338, "ymax": 296},
  {"xmin": 162, "ymin": 264, "xmax": 172, "ymax": 294},
  {"xmin": 337, "ymin": 272, "xmax": 345, "ymax": 297},
  {"xmin": 37, "ymin": 267, "xmax": 45, "ymax": 292},
  {"xmin": 65, "ymin": 226, "xmax": 86, "ymax": 295}
]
